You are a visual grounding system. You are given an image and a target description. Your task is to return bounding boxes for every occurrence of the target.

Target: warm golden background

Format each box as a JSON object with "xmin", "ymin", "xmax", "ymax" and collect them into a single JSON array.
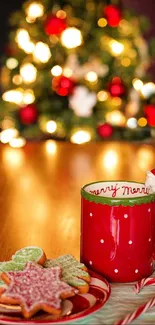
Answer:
[{"xmin": 0, "ymin": 141, "xmax": 154, "ymax": 261}]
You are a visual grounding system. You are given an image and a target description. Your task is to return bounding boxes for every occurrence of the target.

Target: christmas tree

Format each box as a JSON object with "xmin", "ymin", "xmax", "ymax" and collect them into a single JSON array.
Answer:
[{"xmin": 1, "ymin": 0, "xmax": 155, "ymax": 147}]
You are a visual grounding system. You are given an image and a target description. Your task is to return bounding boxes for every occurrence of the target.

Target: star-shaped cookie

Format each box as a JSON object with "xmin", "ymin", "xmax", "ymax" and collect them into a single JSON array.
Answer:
[{"xmin": 0, "ymin": 262, "xmax": 77, "ymax": 319}]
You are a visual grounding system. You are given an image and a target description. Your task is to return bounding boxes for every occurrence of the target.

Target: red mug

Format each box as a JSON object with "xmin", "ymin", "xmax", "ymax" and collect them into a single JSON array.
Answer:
[{"xmin": 81, "ymin": 181, "xmax": 155, "ymax": 282}]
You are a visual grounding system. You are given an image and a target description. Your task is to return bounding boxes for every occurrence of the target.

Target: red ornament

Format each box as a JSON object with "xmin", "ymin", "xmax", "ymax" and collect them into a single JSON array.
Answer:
[
  {"xmin": 108, "ymin": 77, "xmax": 125, "ymax": 97},
  {"xmin": 44, "ymin": 15, "xmax": 67, "ymax": 35},
  {"xmin": 52, "ymin": 76, "xmax": 75, "ymax": 96},
  {"xmin": 19, "ymin": 104, "xmax": 38, "ymax": 125},
  {"xmin": 104, "ymin": 5, "xmax": 121, "ymax": 27},
  {"xmin": 144, "ymin": 104, "xmax": 155, "ymax": 126},
  {"xmin": 97, "ymin": 123, "xmax": 113, "ymax": 138}
]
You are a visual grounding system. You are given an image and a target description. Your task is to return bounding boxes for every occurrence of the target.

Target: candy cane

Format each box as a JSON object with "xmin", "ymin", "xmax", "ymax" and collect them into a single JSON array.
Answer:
[
  {"xmin": 115, "ymin": 297, "xmax": 155, "ymax": 325},
  {"xmin": 135, "ymin": 277, "xmax": 155, "ymax": 293}
]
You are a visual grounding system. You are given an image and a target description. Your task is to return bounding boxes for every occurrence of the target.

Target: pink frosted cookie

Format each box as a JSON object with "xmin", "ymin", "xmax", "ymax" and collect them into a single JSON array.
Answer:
[{"xmin": 0, "ymin": 262, "xmax": 77, "ymax": 319}]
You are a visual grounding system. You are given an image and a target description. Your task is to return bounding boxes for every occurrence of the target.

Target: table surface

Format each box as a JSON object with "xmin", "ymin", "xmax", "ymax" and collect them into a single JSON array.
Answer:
[{"xmin": 0, "ymin": 140, "xmax": 155, "ymax": 325}]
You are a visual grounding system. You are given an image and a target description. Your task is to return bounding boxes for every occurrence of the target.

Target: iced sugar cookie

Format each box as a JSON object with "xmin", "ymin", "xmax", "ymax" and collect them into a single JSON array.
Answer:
[
  {"xmin": 0, "ymin": 262, "xmax": 77, "ymax": 319},
  {"xmin": 0, "ymin": 261, "xmax": 25, "ymax": 272},
  {"xmin": 0, "ymin": 261, "xmax": 25, "ymax": 293},
  {"xmin": 12, "ymin": 246, "xmax": 46, "ymax": 265},
  {"xmin": 44, "ymin": 255, "xmax": 91, "ymax": 294}
]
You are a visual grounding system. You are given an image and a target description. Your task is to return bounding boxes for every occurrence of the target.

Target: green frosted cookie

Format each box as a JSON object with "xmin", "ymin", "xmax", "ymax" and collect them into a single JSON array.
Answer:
[
  {"xmin": 0, "ymin": 261, "xmax": 25, "ymax": 272},
  {"xmin": 0, "ymin": 261, "xmax": 25, "ymax": 290},
  {"xmin": 54, "ymin": 255, "xmax": 86, "ymax": 269},
  {"xmin": 62, "ymin": 273, "xmax": 88, "ymax": 288},
  {"xmin": 44, "ymin": 255, "xmax": 90, "ymax": 293},
  {"xmin": 12, "ymin": 246, "xmax": 45, "ymax": 265}
]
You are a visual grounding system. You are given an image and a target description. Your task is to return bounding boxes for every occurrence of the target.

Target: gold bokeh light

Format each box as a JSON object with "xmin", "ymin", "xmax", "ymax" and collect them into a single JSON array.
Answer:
[
  {"xmin": 0, "ymin": 128, "xmax": 19, "ymax": 144},
  {"xmin": 61, "ymin": 28, "xmax": 83, "ymax": 49},
  {"xmin": 103, "ymin": 150, "xmax": 119, "ymax": 169},
  {"xmin": 97, "ymin": 91, "xmax": 109, "ymax": 102},
  {"xmin": 110, "ymin": 40, "xmax": 124, "ymax": 56},
  {"xmin": 98, "ymin": 18, "xmax": 107, "ymax": 27},
  {"xmin": 85, "ymin": 71, "xmax": 98, "ymax": 83},
  {"xmin": 71, "ymin": 130, "xmax": 91, "ymax": 144},
  {"xmin": 26, "ymin": 2, "xmax": 44, "ymax": 20},
  {"xmin": 132, "ymin": 78, "xmax": 143, "ymax": 91},
  {"xmin": 2, "ymin": 89, "xmax": 23, "ymax": 105},
  {"xmin": 106, "ymin": 110, "xmax": 126, "ymax": 126},
  {"xmin": 45, "ymin": 140, "xmax": 57, "ymax": 155},
  {"xmin": 33, "ymin": 42, "xmax": 51, "ymax": 63},
  {"xmin": 12, "ymin": 75, "xmax": 22, "ymax": 85},
  {"xmin": 6, "ymin": 58, "xmax": 18, "ymax": 70},
  {"xmin": 20, "ymin": 63, "xmax": 37, "ymax": 84},
  {"xmin": 46, "ymin": 121, "xmax": 57, "ymax": 134},
  {"xmin": 51, "ymin": 65, "xmax": 62, "ymax": 76},
  {"xmin": 138, "ymin": 117, "xmax": 147, "ymax": 127},
  {"xmin": 9, "ymin": 137, "xmax": 26, "ymax": 148}
]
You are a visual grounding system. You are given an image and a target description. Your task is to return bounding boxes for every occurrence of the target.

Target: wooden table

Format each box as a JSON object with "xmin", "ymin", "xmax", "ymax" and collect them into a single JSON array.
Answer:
[
  {"xmin": 0, "ymin": 140, "xmax": 155, "ymax": 261},
  {"xmin": 0, "ymin": 140, "xmax": 155, "ymax": 325}
]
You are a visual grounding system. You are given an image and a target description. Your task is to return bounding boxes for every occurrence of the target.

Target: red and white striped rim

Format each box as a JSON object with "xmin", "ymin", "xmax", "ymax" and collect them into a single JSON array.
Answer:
[{"xmin": 0, "ymin": 270, "xmax": 110, "ymax": 324}]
